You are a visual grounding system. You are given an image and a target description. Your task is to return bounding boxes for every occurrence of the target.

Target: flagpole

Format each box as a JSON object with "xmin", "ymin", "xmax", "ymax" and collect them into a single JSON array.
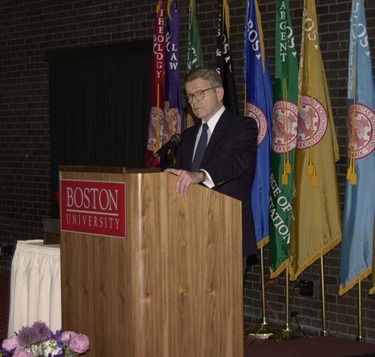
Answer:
[
  {"xmin": 270, "ymin": 265, "xmax": 298, "ymax": 341},
  {"xmin": 284, "ymin": 266, "xmax": 291, "ymax": 332},
  {"xmin": 248, "ymin": 246, "xmax": 275, "ymax": 338},
  {"xmin": 357, "ymin": 280, "xmax": 363, "ymax": 341},
  {"xmin": 259, "ymin": 245, "xmax": 268, "ymax": 328},
  {"xmin": 320, "ymin": 255, "xmax": 328, "ymax": 336},
  {"xmin": 280, "ymin": 266, "xmax": 298, "ymax": 339}
]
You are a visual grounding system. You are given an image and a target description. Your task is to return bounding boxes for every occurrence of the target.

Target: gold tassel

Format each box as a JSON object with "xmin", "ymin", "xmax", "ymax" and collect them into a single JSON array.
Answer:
[
  {"xmin": 285, "ymin": 160, "xmax": 292, "ymax": 174},
  {"xmin": 308, "ymin": 164, "xmax": 314, "ymax": 177},
  {"xmin": 311, "ymin": 164, "xmax": 318, "ymax": 187},
  {"xmin": 282, "ymin": 80, "xmax": 291, "ymax": 175},
  {"xmin": 347, "ymin": 156, "xmax": 354, "ymax": 180},
  {"xmin": 308, "ymin": 154, "xmax": 314, "ymax": 176},
  {"xmin": 346, "ymin": 165, "xmax": 352, "ymax": 180},
  {"xmin": 282, "ymin": 172, "xmax": 289, "ymax": 185},
  {"xmin": 282, "ymin": 141, "xmax": 290, "ymax": 184},
  {"xmin": 347, "ymin": 158, "xmax": 357, "ymax": 185}
]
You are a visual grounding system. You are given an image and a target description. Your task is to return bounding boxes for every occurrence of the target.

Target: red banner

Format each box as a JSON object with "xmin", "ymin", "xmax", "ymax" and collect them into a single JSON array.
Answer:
[
  {"xmin": 60, "ymin": 179, "xmax": 126, "ymax": 238},
  {"xmin": 145, "ymin": 0, "xmax": 166, "ymax": 166}
]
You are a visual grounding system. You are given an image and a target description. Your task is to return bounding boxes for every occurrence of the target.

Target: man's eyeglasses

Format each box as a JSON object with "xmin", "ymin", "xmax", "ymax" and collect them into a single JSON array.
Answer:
[{"xmin": 185, "ymin": 87, "xmax": 218, "ymax": 103}]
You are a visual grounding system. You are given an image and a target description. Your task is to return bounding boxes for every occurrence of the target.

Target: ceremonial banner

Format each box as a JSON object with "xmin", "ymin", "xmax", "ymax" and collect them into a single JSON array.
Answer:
[
  {"xmin": 289, "ymin": 0, "xmax": 341, "ymax": 280},
  {"xmin": 186, "ymin": 0, "xmax": 205, "ymax": 128},
  {"xmin": 244, "ymin": 0, "xmax": 273, "ymax": 248},
  {"xmin": 339, "ymin": 0, "xmax": 375, "ymax": 296},
  {"xmin": 187, "ymin": 0, "xmax": 204, "ymax": 71},
  {"xmin": 269, "ymin": 0, "xmax": 299, "ymax": 278},
  {"xmin": 146, "ymin": 1, "xmax": 166, "ymax": 166},
  {"xmin": 163, "ymin": 1, "xmax": 184, "ymax": 167},
  {"xmin": 216, "ymin": 0, "xmax": 239, "ymax": 115}
]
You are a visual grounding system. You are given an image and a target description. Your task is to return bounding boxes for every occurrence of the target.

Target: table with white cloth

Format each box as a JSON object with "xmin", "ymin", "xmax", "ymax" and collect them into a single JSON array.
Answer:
[{"xmin": 8, "ymin": 240, "xmax": 61, "ymax": 337}]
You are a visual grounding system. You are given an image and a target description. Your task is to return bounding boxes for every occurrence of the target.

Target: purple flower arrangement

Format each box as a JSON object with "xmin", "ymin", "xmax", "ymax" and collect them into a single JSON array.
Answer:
[{"xmin": 0, "ymin": 321, "xmax": 89, "ymax": 357}]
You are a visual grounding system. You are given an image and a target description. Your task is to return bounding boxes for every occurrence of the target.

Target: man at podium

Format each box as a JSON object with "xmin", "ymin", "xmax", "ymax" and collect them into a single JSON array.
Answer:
[{"xmin": 166, "ymin": 67, "xmax": 258, "ymax": 274}]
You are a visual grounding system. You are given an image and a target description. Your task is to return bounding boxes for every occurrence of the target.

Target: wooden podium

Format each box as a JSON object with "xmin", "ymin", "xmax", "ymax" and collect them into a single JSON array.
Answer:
[{"xmin": 60, "ymin": 166, "xmax": 243, "ymax": 357}]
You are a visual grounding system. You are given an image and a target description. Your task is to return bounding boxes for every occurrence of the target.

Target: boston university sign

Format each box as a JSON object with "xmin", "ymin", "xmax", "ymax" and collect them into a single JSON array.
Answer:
[{"xmin": 60, "ymin": 179, "xmax": 126, "ymax": 238}]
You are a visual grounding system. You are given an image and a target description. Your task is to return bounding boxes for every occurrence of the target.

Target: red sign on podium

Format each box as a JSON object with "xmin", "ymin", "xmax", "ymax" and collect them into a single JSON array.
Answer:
[{"xmin": 60, "ymin": 179, "xmax": 126, "ymax": 238}]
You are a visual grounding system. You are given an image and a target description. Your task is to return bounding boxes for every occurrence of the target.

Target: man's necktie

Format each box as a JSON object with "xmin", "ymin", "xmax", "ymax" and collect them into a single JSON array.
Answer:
[{"xmin": 191, "ymin": 123, "xmax": 208, "ymax": 171}]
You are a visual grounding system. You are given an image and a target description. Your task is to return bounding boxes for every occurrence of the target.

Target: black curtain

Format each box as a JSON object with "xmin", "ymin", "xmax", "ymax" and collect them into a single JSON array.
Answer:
[{"xmin": 49, "ymin": 49, "xmax": 152, "ymax": 217}]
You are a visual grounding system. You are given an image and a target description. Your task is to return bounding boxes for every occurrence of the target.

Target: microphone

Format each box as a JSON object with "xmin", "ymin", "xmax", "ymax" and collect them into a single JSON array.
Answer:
[{"xmin": 153, "ymin": 133, "xmax": 182, "ymax": 158}]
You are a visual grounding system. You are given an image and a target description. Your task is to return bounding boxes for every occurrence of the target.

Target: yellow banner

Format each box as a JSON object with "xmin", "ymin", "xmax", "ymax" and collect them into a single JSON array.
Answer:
[{"xmin": 289, "ymin": 0, "xmax": 342, "ymax": 280}]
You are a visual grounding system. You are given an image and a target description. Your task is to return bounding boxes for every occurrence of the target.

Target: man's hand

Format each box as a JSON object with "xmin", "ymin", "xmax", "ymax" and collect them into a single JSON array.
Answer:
[{"xmin": 165, "ymin": 168, "xmax": 204, "ymax": 196}]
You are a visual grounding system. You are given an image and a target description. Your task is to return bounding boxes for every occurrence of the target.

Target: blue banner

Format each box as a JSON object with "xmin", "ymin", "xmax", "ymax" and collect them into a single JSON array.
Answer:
[
  {"xmin": 339, "ymin": 0, "xmax": 375, "ymax": 295},
  {"xmin": 165, "ymin": 1, "xmax": 183, "ymax": 136},
  {"xmin": 244, "ymin": 0, "xmax": 273, "ymax": 247}
]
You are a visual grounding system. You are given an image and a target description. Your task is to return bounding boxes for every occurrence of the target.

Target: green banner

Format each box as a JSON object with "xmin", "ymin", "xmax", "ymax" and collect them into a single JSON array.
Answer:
[{"xmin": 269, "ymin": 0, "xmax": 298, "ymax": 278}]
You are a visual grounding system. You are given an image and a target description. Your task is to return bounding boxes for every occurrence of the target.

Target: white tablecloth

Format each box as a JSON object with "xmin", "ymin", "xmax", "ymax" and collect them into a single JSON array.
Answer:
[{"xmin": 8, "ymin": 240, "xmax": 61, "ymax": 337}]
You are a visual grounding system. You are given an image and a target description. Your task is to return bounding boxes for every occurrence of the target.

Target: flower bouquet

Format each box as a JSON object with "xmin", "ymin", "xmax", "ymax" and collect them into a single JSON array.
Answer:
[{"xmin": 1, "ymin": 321, "xmax": 89, "ymax": 357}]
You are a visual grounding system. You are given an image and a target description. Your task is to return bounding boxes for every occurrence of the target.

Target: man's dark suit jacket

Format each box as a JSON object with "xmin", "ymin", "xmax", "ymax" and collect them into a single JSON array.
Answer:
[{"xmin": 175, "ymin": 108, "xmax": 258, "ymax": 256}]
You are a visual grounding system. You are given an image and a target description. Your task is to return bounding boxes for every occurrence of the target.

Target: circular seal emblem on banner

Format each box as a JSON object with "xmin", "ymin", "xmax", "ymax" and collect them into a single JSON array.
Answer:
[
  {"xmin": 347, "ymin": 103, "xmax": 375, "ymax": 159},
  {"xmin": 297, "ymin": 95, "xmax": 328, "ymax": 150},
  {"xmin": 147, "ymin": 106, "xmax": 164, "ymax": 151},
  {"xmin": 272, "ymin": 100, "xmax": 298, "ymax": 153},
  {"xmin": 246, "ymin": 102, "xmax": 268, "ymax": 146},
  {"xmin": 164, "ymin": 105, "xmax": 182, "ymax": 136}
]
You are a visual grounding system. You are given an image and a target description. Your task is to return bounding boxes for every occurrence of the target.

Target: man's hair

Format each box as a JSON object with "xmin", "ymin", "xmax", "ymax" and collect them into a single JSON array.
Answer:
[{"xmin": 184, "ymin": 67, "xmax": 223, "ymax": 88}]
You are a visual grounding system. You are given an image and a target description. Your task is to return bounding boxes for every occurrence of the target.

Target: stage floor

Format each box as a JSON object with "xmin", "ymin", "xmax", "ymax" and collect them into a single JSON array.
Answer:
[
  {"xmin": 2, "ymin": 272, "xmax": 375, "ymax": 356},
  {"xmin": 244, "ymin": 323, "xmax": 375, "ymax": 357}
]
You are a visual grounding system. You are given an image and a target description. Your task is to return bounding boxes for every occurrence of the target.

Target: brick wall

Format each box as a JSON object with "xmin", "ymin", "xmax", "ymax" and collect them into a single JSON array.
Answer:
[{"xmin": 0, "ymin": 0, "xmax": 374, "ymax": 343}]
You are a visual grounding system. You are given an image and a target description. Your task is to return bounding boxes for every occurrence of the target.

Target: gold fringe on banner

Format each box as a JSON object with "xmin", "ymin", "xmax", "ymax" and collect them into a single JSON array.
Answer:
[
  {"xmin": 223, "ymin": 0, "xmax": 230, "ymax": 41},
  {"xmin": 340, "ymin": 268, "xmax": 371, "ymax": 296},
  {"xmin": 189, "ymin": 0, "xmax": 194, "ymax": 17},
  {"xmin": 255, "ymin": 0, "xmax": 266, "ymax": 72},
  {"xmin": 167, "ymin": 0, "xmax": 172, "ymax": 20},
  {"xmin": 290, "ymin": 237, "xmax": 341, "ymax": 281},
  {"xmin": 156, "ymin": 0, "xmax": 163, "ymax": 14}
]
